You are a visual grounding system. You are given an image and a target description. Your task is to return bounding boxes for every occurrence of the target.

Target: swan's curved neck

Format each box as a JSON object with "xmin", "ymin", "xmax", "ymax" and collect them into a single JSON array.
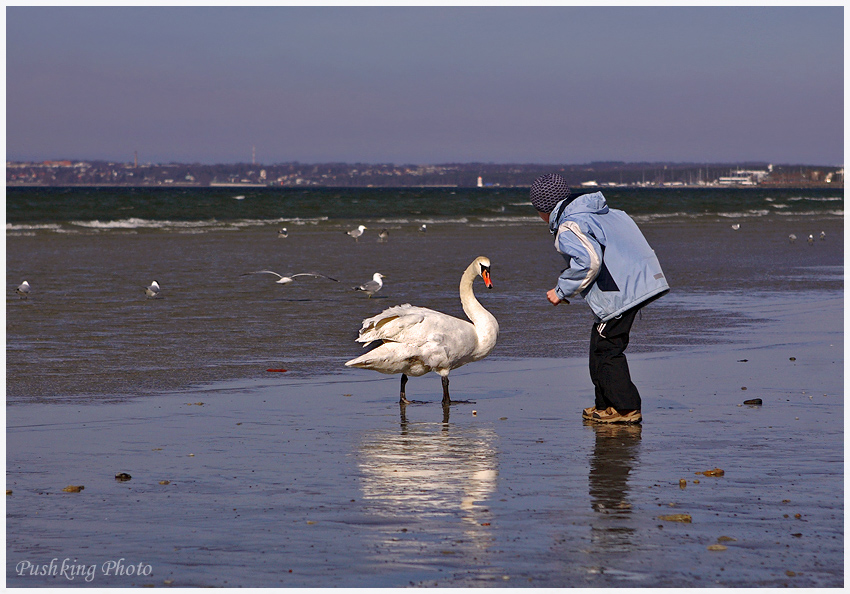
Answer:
[{"xmin": 460, "ymin": 262, "xmax": 499, "ymax": 356}]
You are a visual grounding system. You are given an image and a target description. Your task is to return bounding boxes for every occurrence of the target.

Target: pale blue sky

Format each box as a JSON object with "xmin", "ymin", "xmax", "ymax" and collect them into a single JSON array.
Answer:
[{"xmin": 5, "ymin": 6, "xmax": 844, "ymax": 165}]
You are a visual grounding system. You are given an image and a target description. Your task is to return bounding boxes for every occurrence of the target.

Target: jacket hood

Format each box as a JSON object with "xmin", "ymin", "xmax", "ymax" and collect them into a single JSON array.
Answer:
[{"xmin": 548, "ymin": 191, "xmax": 610, "ymax": 232}]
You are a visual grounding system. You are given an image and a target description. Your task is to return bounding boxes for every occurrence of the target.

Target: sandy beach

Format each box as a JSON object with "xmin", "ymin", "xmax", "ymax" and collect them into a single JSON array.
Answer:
[{"xmin": 6, "ymin": 291, "xmax": 842, "ymax": 587}]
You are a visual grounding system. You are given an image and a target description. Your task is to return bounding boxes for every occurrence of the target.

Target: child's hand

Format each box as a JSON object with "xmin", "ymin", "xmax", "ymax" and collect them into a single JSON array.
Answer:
[{"xmin": 547, "ymin": 288, "xmax": 568, "ymax": 305}]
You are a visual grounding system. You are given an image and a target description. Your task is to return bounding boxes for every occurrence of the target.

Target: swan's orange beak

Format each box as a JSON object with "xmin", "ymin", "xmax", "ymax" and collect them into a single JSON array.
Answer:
[{"xmin": 481, "ymin": 268, "xmax": 492, "ymax": 289}]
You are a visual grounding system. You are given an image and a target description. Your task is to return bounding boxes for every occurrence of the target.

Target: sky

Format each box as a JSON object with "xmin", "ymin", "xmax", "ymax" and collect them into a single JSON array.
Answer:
[{"xmin": 5, "ymin": 6, "xmax": 845, "ymax": 166}]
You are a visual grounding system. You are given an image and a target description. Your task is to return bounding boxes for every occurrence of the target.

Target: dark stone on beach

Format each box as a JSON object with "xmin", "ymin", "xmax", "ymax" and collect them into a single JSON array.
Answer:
[
  {"xmin": 743, "ymin": 398, "xmax": 763, "ymax": 406},
  {"xmin": 115, "ymin": 473, "xmax": 132, "ymax": 481},
  {"xmin": 62, "ymin": 485, "xmax": 84, "ymax": 492},
  {"xmin": 789, "ymin": 357, "xmax": 796, "ymax": 361},
  {"xmin": 737, "ymin": 359, "xmax": 748, "ymax": 362}
]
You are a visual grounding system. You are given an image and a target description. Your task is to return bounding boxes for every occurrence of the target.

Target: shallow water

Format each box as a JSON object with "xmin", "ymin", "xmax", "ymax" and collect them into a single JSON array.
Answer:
[
  {"xmin": 6, "ymin": 214, "xmax": 843, "ymax": 402},
  {"xmin": 5, "ymin": 189, "xmax": 843, "ymax": 586},
  {"xmin": 6, "ymin": 293, "xmax": 843, "ymax": 586}
]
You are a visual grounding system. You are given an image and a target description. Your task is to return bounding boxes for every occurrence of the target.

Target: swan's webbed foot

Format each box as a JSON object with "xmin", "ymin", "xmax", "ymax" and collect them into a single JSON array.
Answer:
[
  {"xmin": 399, "ymin": 373, "xmax": 409, "ymax": 404},
  {"xmin": 441, "ymin": 376, "xmax": 475, "ymax": 405},
  {"xmin": 399, "ymin": 374, "xmax": 426, "ymax": 404}
]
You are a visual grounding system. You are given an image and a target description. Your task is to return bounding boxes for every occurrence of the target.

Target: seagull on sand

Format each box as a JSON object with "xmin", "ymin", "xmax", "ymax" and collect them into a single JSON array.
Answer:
[
  {"xmin": 352, "ymin": 273, "xmax": 385, "ymax": 298},
  {"xmin": 820, "ymin": 231, "xmax": 826, "ymax": 241},
  {"xmin": 241, "ymin": 271, "xmax": 339, "ymax": 285},
  {"xmin": 378, "ymin": 229, "xmax": 389, "ymax": 242},
  {"xmin": 419, "ymin": 224, "xmax": 427, "ymax": 233},
  {"xmin": 345, "ymin": 257, "xmax": 499, "ymax": 406},
  {"xmin": 789, "ymin": 234, "xmax": 797, "ymax": 244},
  {"xmin": 278, "ymin": 227, "xmax": 288, "ymax": 238},
  {"xmin": 16, "ymin": 280, "xmax": 30, "ymax": 299},
  {"xmin": 731, "ymin": 224, "xmax": 740, "ymax": 230},
  {"xmin": 346, "ymin": 225, "xmax": 367, "ymax": 242},
  {"xmin": 807, "ymin": 234, "xmax": 814, "ymax": 246},
  {"xmin": 145, "ymin": 280, "xmax": 161, "ymax": 299}
]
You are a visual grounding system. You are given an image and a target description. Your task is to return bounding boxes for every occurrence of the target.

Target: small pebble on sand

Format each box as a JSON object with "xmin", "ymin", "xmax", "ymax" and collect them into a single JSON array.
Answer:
[
  {"xmin": 707, "ymin": 544, "xmax": 727, "ymax": 551},
  {"xmin": 658, "ymin": 514, "xmax": 692, "ymax": 523},
  {"xmin": 62, "ymin": 485, "xmax": 84, "ymax": 493}
]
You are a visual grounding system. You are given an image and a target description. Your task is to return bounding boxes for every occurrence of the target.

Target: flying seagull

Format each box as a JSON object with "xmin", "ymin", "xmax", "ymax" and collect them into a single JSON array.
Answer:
[
  {"xmin": 241, "ymin": 271, "xmax": 339, "ymax": 285},
  {"xmin": 346, "ymin": 225, "xmax": 367, "ymax": 241},
  {"xmin": 352, "ymin": 273, "xmax": 385, "ymax": 298}
]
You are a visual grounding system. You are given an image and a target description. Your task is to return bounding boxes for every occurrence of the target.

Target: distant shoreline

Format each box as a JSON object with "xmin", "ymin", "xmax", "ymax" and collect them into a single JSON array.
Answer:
[
  {"xmin": 6, "ymin": 182, "xmax": 841, "ymax": 189},
  {"xmin": 7, "ymin": 160, "xmax": 843, "ymax": 189}
]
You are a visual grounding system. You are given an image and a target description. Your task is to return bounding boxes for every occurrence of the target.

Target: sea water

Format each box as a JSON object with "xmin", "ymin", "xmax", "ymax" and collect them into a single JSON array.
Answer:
[{"xmin": 6, "ymin": 186, "xmax": 843, "ymax": 402}]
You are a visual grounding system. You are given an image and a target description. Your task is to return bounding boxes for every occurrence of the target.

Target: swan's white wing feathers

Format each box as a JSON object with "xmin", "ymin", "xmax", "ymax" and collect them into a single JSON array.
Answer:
[{"xmin": 351, "ymin": 303, "xmax": 478, "ymax": 372}]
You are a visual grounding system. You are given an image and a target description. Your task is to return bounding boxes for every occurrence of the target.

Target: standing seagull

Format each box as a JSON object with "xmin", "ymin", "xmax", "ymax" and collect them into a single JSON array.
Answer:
[
  {"xmin": 16, "ymin": 280, "xmax": 30, "ymax": 299},
  {"xmin": 807, "ymin": 234, "xmax": 814, "ymax": 246},
  {"xmin": 241, "ymin": 271, "xmax": 339, "ymax": 285},
  {"xmin": 346, "ymin": 257, "xmax": 498, "ymax": 405},
  {"xmin": 278, "ymin": 227, "xmax": 288, "ymax": 238},
  {"xmin": 820, "ymin": 231, "xmax": 826, "ymax": 241},
  {"xmin": 145, "ymin": 280, "xmax": 161, "ymax": 299},
  {"xmin": 346, "ymin": 225, "xmax": 367, "ymax": 242},
  {"xmin": 353, "ymin": 273, "xmax": 385, "ymax": 298},
  {"xmin": 378, "ymin": 229, "xmax": 389, "ymax": 243},
  {"xmin": 418, "ymin": 224, "xmax": 427, "ymax": 233},
  {"xmin": 789, "ymin": 234, "xmax": 797, "ymax": 244}
]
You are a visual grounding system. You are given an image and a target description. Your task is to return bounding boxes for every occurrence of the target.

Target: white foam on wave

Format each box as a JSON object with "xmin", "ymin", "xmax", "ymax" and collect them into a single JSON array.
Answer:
[
  {"xmin": 776, "ymin": 209, "xmax": 843, "ymax": 217},
  {"xmin": 717, "ymin": 210, "xmax": 771, "ymax": 218},
  {"xmin": 6, "ymin": 223, "xmax": 64, "ymax": 231},
  {"xmin": 371, "ymin": 217, "xmax": 470, "ymax": 225},
  {"xmin": 71, "ymin": 218, "xmax": 212, "ymax": 229},
  {"xmin": 788, "ymin": 196, "xmax": 843, "ymax": 202},
  {"xmin": 67, "ymin": 216, "xmax": 328, "ymax": 231}
]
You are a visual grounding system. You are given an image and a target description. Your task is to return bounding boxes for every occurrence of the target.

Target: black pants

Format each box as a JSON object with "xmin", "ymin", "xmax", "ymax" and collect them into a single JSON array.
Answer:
[{"xmin": 590, "ymin": 306, "xmax": 641, "ymax": 411}]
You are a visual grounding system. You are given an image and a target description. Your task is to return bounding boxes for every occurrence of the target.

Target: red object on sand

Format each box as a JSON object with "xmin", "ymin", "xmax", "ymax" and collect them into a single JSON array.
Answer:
[{"xmin": 266, "ymin": 368, "xmax": 288, "ymax": 373}]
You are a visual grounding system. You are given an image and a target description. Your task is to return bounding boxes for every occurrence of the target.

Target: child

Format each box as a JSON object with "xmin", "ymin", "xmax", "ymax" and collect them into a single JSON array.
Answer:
[{"xmin": 530, "ymin": 173, "xmax": 669, "ymax": 424}]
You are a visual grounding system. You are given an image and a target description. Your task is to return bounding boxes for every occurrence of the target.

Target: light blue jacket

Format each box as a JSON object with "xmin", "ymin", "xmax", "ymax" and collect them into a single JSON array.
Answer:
[{"xmin": 548, "ymin": 191, "xmax": 669, "ymax": 322}]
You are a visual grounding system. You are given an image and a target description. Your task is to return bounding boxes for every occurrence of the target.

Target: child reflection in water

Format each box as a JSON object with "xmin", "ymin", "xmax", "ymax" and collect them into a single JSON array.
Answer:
[{"xmin": 587, "ymin": 423, "xmax": 642, "ymax": 551}]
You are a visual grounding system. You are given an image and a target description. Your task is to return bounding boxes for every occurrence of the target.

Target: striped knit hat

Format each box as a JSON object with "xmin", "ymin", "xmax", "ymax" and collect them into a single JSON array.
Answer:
[{"xmin": 530, "ymin": 173, "xmax": 571, "ymax": 213}]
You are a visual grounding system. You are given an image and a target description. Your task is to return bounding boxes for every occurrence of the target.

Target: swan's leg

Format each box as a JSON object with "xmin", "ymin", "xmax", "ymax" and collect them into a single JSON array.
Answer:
[
  {"xmin": 441, "ymin": 375, "xmax": 451, "ymax": 405},
  {"xmin": 399, "ymin": 373, "xmax": 411, "ymax": 404}
]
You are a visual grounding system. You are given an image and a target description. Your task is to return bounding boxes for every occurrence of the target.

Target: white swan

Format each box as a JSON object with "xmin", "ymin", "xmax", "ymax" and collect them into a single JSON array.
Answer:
[{"xmin": 345, "ymin": 256, "xmax": 499, "ymax": 405}]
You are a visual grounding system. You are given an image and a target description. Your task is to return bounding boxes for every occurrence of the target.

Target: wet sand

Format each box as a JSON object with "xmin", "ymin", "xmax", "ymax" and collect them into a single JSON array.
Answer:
[{"xmin": 5, "ymin": 292, "xmax": 843, "ymax": 587}]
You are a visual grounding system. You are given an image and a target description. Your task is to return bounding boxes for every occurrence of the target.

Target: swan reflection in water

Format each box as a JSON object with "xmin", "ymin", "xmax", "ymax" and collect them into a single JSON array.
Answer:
[
  {"xmin": 587, "ymin": 422, "xmax": 642, "ymax": 555},
  {"xmin": 356, "ymin": 405, "xmax": 500, "ymax": 573}
]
